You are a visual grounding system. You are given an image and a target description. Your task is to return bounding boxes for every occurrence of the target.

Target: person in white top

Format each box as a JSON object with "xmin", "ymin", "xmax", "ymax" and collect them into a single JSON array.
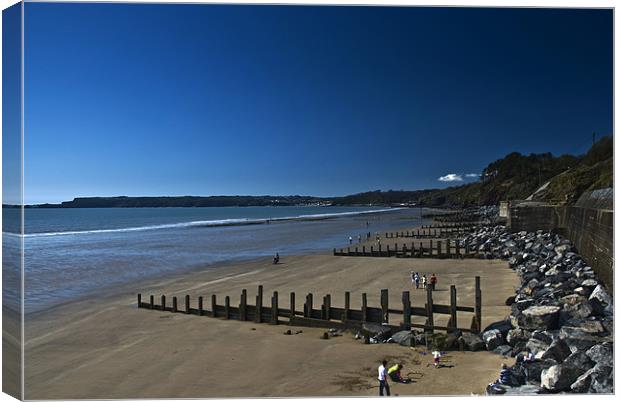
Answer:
[{"xmin": 377, "ymin": 359, "xmax": 390, "ymax": 396}]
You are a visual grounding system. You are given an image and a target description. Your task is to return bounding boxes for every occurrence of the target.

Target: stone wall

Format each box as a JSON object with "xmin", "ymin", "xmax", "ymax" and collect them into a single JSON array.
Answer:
[{"xmin": 506, "ymin": 192, "xmax": 613, "ymax": 291}]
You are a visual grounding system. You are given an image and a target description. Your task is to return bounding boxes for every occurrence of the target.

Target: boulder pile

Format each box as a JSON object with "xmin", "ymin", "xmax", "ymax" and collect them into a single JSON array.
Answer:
[{"xmin": 459, "ymin": 225, "xmax": 613, "ymax": 394}]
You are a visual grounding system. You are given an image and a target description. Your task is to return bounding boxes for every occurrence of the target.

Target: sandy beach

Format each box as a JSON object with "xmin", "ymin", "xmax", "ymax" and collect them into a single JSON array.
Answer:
[{"xmin": 24, "ymin": 236, "xmax": 520, "ymax": 399}]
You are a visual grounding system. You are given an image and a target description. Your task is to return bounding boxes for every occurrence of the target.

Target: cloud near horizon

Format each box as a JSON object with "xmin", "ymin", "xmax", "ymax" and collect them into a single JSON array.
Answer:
[{"xmin": 438, "ymin": 173, "xmax": 464, "ymax": 182}]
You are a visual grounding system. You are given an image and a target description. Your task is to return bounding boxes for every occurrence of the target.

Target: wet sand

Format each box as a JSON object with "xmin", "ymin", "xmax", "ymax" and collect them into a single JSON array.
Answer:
[{"xmin": 24, "ymin": 250, "xmax": 519, "ymax": 399}]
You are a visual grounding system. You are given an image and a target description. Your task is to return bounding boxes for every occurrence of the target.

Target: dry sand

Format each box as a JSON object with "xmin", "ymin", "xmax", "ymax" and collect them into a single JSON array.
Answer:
[{"xmin": 24, "ymin": 250, "xmax": 520, "ymax": 399}]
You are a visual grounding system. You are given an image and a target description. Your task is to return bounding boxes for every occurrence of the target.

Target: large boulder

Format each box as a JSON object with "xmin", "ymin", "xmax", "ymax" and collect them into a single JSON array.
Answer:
[
  {"xmin": 482, "ymin": 329, "xmax": 503, "ymax": 351},
  {"xmin": 563, "ymin": 351, "xmax": 594, "ymax": 371},
  {"xmin": 503, "ymin": 385, "xmax": 541, "ymax": 395},
  {"xmin": 458, "ymin": 332, "xmax": 485, "ymax": 351},
  {"xmin": 518, "ymin": 306, "xmax": 561, "ymax": 330},
  {"xmin": 585, "ymin": 343, "xmax": 613, "ymax": 367},
  {"xmin": 526, "ymin": 338, "xmax": 551, "ymax": 356},
  {"xmin": 589, "ymin": 285, "xmax": 612, "ymax": 307},
  {"xmin": 541, "ymin": 363, "xmax": 586, "ymax": 392},
  {"xmin": 524, "ymin": 359, "xmax": 557, "ymax": 383},
  {"xmin": 391, "ymin": 330, "xmax": 413, "ymax": 347},
  {"xmin": 540, "ymin": 339, "xmax": 572, "ymax": 362},
  {"xmin": 427, "ymin": 333, "xmax": 457, "ymax": 350},
  {"xmin": 361, "ymin": 323, "xmax": 392, "ymax": 342},
  {"xmin": 483, "ymin": 319, "xmax": 513, "ymax": 337},
  {"xmin": 507, "ymin": 328, "xmax": 531, "ymax": 346},
  {"xmin": 571, "ymin": 365, "xmax": 613, "ymax": 393}
]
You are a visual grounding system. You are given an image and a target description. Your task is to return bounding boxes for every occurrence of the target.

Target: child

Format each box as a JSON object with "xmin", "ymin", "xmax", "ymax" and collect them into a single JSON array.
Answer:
[
  {"xmin": 422, "ymin": 274, "xmax": 427, "ymax": 289},
  {"xmin": 432, "ymin": 350, "xmax": 441, "ymax": 367}
]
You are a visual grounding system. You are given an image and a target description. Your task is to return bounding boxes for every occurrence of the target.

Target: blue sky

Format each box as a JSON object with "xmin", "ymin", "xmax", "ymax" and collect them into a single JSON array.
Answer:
[{"xmin": 22, "ymin": 4, "xmax": 612, "ymax": 204}]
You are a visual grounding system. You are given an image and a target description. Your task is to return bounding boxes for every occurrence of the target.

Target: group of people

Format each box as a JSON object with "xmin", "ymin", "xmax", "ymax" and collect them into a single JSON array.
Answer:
[
  {"xmin": 410, "ymin": 272, "xmax": 438, "ymax": 290},
  {"xmin": 377, "ymin": 360, "xmax": 411, "ymax": 396}
]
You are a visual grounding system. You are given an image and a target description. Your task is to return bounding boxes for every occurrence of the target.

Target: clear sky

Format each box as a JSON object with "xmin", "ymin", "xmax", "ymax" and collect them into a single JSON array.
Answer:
[{"xmin": 23, "ymin": 3, "xmax": 612, "ymax": 204}]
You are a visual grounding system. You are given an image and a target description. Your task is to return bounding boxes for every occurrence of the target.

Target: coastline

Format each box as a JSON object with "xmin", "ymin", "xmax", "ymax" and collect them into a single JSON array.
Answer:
[{"xmin": 23, "ymin": 219, "xmax": 521, "ymax": 398}]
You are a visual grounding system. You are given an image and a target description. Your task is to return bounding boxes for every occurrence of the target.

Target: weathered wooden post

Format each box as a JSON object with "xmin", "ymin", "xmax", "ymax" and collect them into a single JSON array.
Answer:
[
  {"xmin": 402, "ymin": 291, "xmax": 411, "ymax": 330},
  {"xmin": 419, "ymin": 242, "xmax": 424, "ymax": 257},
  {"xmin": 224, "ymin": 296, "xmax": 230, "ymax": 319},
  {"xmin": 161, "ymin": 295, "xmax": 166, "ymax": 311},
  {"xmin": 271, "ymin": 291, "xmax": 278, "ymax": 325},
  {"xmin": 381, "ymin": 289, "xmax": 389, "ymax": 324},
  {"xmin": 429, "ymin": 240, "xmax": 433, "ymax": 256},
  {"xmin": 362, "ymin": 245, "xmax": 366, "ymax": 255},
  {"xmin": 240, "ymin": 289, "xmax": 247, "ymax": 321},
  {"xmin": 343, "ymin": 291, "xmax": 350, "ymax": 322},
  {"xmin": 198, "ymin": 296, "xmax": 204, "ymax": 316},
  {"xmin": 455, "ymin": 241, "xmax": 461, "ymax": 257},
  {"xmin": 172, "ymin": 296, "xmax": 178, "ymax": 313},
  {"xmin": 362, "ymin": 293, "xmax": 368, "ymax": 323},
  {"xmin": 333, "ymin": 248, "xmax": 336, "ymax": 256},
  {"xmin": 449, "ymin": 285, "xmax": 457, "ymax": 331},
  {"xmin": 378, "ymin": 244, "xmax": 382, "ymax": 256},
  {"xmin": 185, "ymin": 295, "xmax": 190, "ymax": 314},
  {"xmin": 325, "ymin": 294, "xmax": 331, "ymax": 320},
  {"xmin": 386, "ymin": 244, "xmax": 390, "ymax": 257},
  {"xmin": 256, "ymin": 285, "xmax": 263, "ymax": 323},
  {"xmin": 425, "ymin": 286, "xmax": 434, "ymax": 333},
  {"xmin": 137, "ymin": 293, "xmax": 142, "ymax": 308},
  {"xmin": 305, "ymin": 293, "xmax": 313, "ymax": 318},
  {"xmin": 355, "ymin": 247, "xmax": 359, "ymax": 256},
  {"xmin": 474, "ymin": 276, "xmax": 482, "ymax": 333},
  {"xmin": 289, "ymin": 292, "xmax": 295, "ymax": 320},
  {"xmin": 211, "ymin": 295, "xmax": 217, "ymax": 318},
  {"xmin": 149, "ymin": 295, "xmax": 154, "ymax": 309},
  {"xmin": 446, "ymin": 240, "xmax": 451, "ymax": 258}
]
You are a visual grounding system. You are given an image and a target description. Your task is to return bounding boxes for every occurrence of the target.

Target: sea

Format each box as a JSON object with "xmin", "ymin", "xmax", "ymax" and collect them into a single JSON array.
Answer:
[{"xmin": 2, "ymin": 206, "xmax": 432, "ymax": 314}]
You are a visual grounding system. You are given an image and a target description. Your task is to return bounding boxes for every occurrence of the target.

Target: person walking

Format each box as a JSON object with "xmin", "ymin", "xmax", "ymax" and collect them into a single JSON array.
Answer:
[
  {"xmin": 414, "ymin": 272, "xmax": 420, "ymax": 289},
  {"xmin": 422, "ymin": 274, "xmax": 427, "ymax": 289},
  {"xmin": 430, "ymin": 273, "xmax": 437, "ymax": 291},
  {"xmin": 378, "ymin": 360, "xmax": 390, "ymax": 396}
]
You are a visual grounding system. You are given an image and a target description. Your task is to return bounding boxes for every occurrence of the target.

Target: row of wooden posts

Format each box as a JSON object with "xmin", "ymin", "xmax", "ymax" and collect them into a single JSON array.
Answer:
[
  {"xmin": 333, "ymin": 239, "xmax": 480, "ymax": 259},
  {"xmin": 385, "ymin": 227, "xmax": 473, "ymax": 239},
  {"xmin": 419, "ymin": 222, "xmax": 479, "ymax": 229},
  {"xmin": 137, "ymin": 277, "xmax": 482, "ymax": 334}
]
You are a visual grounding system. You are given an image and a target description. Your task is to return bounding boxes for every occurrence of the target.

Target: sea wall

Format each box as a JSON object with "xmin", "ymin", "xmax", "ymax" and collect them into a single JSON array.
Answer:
[{"xmin": 506, "ymin": 191, "xmax": 613, "ymax": 291}]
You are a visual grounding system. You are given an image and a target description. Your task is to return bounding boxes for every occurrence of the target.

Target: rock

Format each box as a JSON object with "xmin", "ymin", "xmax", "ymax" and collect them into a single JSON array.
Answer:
[
  {"xmin": 581, "ymin": 279, "xmax": 598, "ymax": 288},
  {"xmin": 427, "ymin": 332, "xmax": 458, "ymax": 350},
  {"xmin": 505, "ymin": 295, "xmax": 516, "ymax": 305},
  {"xmin": 585, "ymin": 343, "xmax": 613, "ymax": 367},
  {"xmin": 503, "ymin": 385, "xmax": 541, "ymax": 395},
  {"xmin": 541, "ymin": 363, "xmax": 586, "ymax": 392},
  {"xmin": 493, "ymin": 345, "xmax": 513, "ymax": 356},
  {"xmin": 531, "ymin": 330, "xmax": 556, "ymax": 344},
  {"xmin": 485, "ymin": 383, "xmax": 507, "ymax": 395},
  {"xmin": 560, "ymin": 294, "xmax": 587, "ymax": 307},
  {"xmin": 589, "ymin": 364, "xmax": 614, "ymax": 393},
  {"xmin": 458, "ymin": 332, "xmax": 485, "ymax": 351},
  {"xmin": 526, "ymin": 338, "xmax": 551, "ymax": 356},
  {"xmin": 482, "ymin": 329, "xmax": 503, "ymax": 350},
  {"xmin": 361, "ymin": 323, "xmax": 392, "ymax": 342},
  {"xmin": 518, "ymin": 306, "xmax": 560, "ymax": 330},
  {"xmin": 391, "ymin": 330, "xmax": 413, "ymax": 347},
  {"xmin": 524, "ymin": 359, "xmax": 556, "ymax": 384},
  {"xmin": 589, "ymin": 285, "xmax": 612, "ymax": 307},
  {"xmin": 483, "ymin": 319, "xmax": 512, "ymax": 336},
  {"xmin": 562, "ymin": 333, "xmax": 613, "ymax": 354},
  {"xmin": 560, "ymin": 321, "xmax": 605, "ymax": 338},
  {"xmin": 574, "ymin": 287, "xmax": 591, "ymax": 297},
  {"xmin": 540, "ymin": 339, "xmax": 572, "ymax": 362},
  {"xmin": 507, "ymin": 328, "xmax": 531, "ymax": 346},
  {"xmin": 564, "ymin": 351, "xmax": 594, "ymax": 370},
  {"xmin": 571, "ymin": 364, "xmax": 613, "ymax": 393}
]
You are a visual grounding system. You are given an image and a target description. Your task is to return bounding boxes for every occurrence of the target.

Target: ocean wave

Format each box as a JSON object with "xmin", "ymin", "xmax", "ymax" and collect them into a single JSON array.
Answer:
[{"xmin": 10, "ymin": 208, "xmax": 402, "ymax": 238}]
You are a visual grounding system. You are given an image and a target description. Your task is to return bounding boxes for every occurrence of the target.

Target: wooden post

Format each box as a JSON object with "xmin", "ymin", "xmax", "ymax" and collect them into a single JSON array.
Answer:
[
  {"xmin": 224, "ymin": 296, "xmax": 230, "ymax": 319},
  {"xmin": 325, "ymin": 294, "xmax": 331, "ymax": 320},
  {"xmin": 386, "ymin": 244, "xmax": 390, "ymax": 256},
  {"xmin": 474, "ymin": 276, "xmax": 482, "ymax": 333},
  {"xmin": 429, "ymin": 240, "xmax": 433, "ymax": 256},
  {"xmin": 305, "ymin": 293, "xmax": 313, "ymax": 318},
  {"xmin": 449, "ymin": 285, "xmax": 457, "ymax": 330},
  {"xmin": 161, "ymin": 295, "xmax": 166, "ymax": 311},
  {"xmin": 137, "ymin": 293, "xmax": 142, "ymax": 308},
  {"xmin": 344, "ymin": 291, "xmax": 350, "ymax": 322},
  {"xmin": 185, "ymin": 295, "xmax": 190, "ymax": 314},
  {"xmin": 321, "ymin": 296, "xmax": 327, "ymax": 320},
  {"xmin": 198, "ymin": 296, "xmax": 204, "ymax": 316},
  {"xmin": 419, "ymin": 242, "xmax": 423, "ymax": 257},
  {"xmin": 172, "ymin": 296, "xmax": 177, "ymax": 313},
  {"xmin": 240, "ymin": 289, "xmax": 247, "ymax": 321},
  {"xmin": 446, "ymin": 240, "xmax": 451, "ymax": 257},
  {"xmin": 456, "ymin": 241, "xmax": 460, "ymax": 257},
  {"xmin": 426, "ymin": 286, "xmax": 434, "ymax": 333},
  {"xmin": 271, "ymin": 291, "xmax": 278, "ymax": 325},
  {"xmin": 256, "ymin": 285, "xmax": 263, "ymax": 323},
  {"xmin": 211, "ymin": 295, "xmax": 217, "ymax": 318},
  {"xmin": 362, "ymin": 246, "xmax": 366, "ymax": 255},
  {"xmin": 362, "ymin": 293, "xmax": 368, "ymax": 323},
  {"xmin": 402, "ymin": 291, "xmax": 411, "ymax": 330},
  {"xmin": 355, "ymin": 247, "xmax": 358, "ymax": 256},
  {"xmin": 437, "ymin": 240, "xmax": 442, "ymax": 258},
  {"xmin": 381, "ymin": 289, "xmax": 389, "ymax": 324},
  {"xmin": 149, "ymin": 295, "xmax": 154, "ymax": 309},
  {"xmin": 379, "ymin": 244, "xmax": 382, "ymax": 256},
  {"xmin": 333, "ymin": 248, "xmax": 336, "ymax": 256},
  {"xmin": 370, "ymin": 246, "xmax": 374, "ymax": 256},
  {"xmin": 289, "ymin": 292, "xmax": 295, "ymax": 320}
]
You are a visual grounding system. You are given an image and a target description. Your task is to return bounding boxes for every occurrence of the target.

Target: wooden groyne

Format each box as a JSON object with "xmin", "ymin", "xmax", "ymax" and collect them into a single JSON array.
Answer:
[
  {"xmin": 385, "ymin": 227, "xmax": 474, "ymax": 239},
  {"xmin": 137, "ymin": 277, "xmax": 482, "ymax": 334},
  {"xmin": 333, "ymin": 239, "xmax": 481, "ymax": 259}
]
